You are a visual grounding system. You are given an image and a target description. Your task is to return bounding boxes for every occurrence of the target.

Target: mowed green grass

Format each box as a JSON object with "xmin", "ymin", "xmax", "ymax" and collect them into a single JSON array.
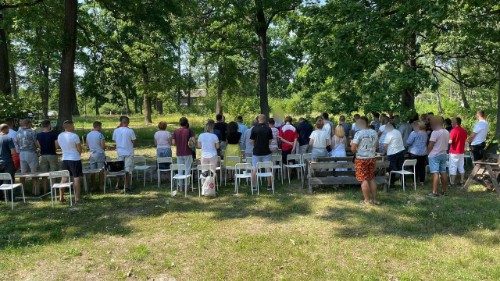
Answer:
[{"xmin": 0, "ymin": 117, "xmax": 498, "ymax": 280}]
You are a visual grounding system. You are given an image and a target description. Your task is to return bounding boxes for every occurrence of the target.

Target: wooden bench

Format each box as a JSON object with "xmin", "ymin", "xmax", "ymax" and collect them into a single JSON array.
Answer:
[
  {"xmin": 464, "ymin": 154, "xmax": 499, "ymax": 195},
  {"xmin": 307, "ymin": 160, "xmax": 388, "ymax": 193}
]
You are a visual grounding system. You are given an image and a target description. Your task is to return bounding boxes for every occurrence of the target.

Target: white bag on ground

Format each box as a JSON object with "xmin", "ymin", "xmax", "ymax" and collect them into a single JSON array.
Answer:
[{"xmin": 201, "ymin": 175, "xmax": 216, "ymax": 197}]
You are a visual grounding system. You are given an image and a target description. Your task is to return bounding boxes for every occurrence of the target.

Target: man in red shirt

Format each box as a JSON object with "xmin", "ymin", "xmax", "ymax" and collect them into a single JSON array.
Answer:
[
  {"xmin": 448, "ymin": 117, "xmax": 468, "ymax": 185},
  {"xmin": 278, "ymin": 116, "xmax": 298, "ymax": 163}
]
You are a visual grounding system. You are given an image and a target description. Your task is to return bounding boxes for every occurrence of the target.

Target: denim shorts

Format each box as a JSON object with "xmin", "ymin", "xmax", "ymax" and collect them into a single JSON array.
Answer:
[
  {"xmin": 429, "ymin": 154, "xmax": 448, "ymax": 173},
  {"xmin": 252, "ymin": 154, "xmax": 272, "ymax": 168}
]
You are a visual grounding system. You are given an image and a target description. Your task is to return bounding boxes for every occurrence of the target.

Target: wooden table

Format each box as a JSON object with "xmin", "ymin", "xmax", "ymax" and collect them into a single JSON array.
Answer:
[
  {"xmin": 82, "ymin": 168, "xmax": 104, "ymax": 193},
  {"xmin": 464, "ymin": 154, "xmax": 499, "ymax": 195}
]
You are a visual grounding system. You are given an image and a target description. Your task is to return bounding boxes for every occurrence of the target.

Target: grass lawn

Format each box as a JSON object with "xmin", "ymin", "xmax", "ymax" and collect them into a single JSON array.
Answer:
[
  {"xmin": 0, "ymin": 117, "xmax": 498, "ymax": 280},
  {"xmin": 0, "ymin": 180, "xmax": 498, "ymax": 280}
]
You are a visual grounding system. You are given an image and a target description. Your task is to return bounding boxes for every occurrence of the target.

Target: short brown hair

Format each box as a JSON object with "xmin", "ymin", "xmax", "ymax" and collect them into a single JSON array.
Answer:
[
  {"xmin": 158, "ymin": 121, "xmax": 167, "ymax": 130},
  {"xmin": 93, "ymin": 121, "xmax": 102, "ymax": 128}
]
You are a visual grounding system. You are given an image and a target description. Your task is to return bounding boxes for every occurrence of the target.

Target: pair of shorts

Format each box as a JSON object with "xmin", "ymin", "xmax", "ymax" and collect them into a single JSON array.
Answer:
[
  {"xmin": 20, "ymin": 151, "xmax": 38, "ymax": 173},
  {"xmin": 62, "ymin": 160, "xmax": 83, "ymax": 177},
  {"xmin": 448, "ymin": 154, "xmax": 464, "ymax": 175},
  {"xmin": 355, "ymin": 158, "xmax": 376, "ymax": 182},
  {"xmin": 429, "ymin": 154, "xmax": 448, "ymax": 174},
  {"xmin": 118, "ymin": 155, "xmax": 134, "ymax": 173},
  {"xmin": 252, "ymin": 154, "xmax": 272, "ymax": 168},
  {"xmin": 89, "ymin": 152, "xmax": 106, "ymax": 169},
  {"xmin": 39, "ymin": 155, "xmax": 59, "ymax": 172}
]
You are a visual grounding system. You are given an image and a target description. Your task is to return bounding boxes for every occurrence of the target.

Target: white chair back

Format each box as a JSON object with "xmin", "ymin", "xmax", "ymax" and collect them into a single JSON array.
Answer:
[
  {"xmin": 157, "ymin": 157, "xmax": 173, "ymax": 166},
  {"xmin": 49, "ymin": 170, "xmax": 70, "ymax": 179},
  {"xmin": 287, "ymin": 154, "xmax": 301, "ymax": 164},
  {"xmin": 0, "ymin": 173, "xmax": 13, "ymax": 183},
  {"xmin": 134, "ymin": 155, "xmax": 147, "ymax": 165},
  {"xmin": 402, "ymin": 159, "xmax": 417, "ymax": 169},
  {"xmin": 271, "ymin": 154, "xmax": 282, "ymax": 164},
  {"xmin": 257, "ymin": 161, "xmax": 273, "ymax": 170},
  {"xmin": 235, "ymin": 163, "xmax": 252, "ymax": 173},
  {"xmin": 170, "ymin": 164, "xmax": 185, "ymax": 173},
  {"xmin": 302, "ymin": 153, "xmax": 312, "ymax": 164},
  {"xmin": 197, "ymin": 164, "xmax": 214, "ymax": 173}
]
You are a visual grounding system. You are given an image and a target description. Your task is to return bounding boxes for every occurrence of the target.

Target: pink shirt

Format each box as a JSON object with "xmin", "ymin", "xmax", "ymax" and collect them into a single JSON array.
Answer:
[{"xmin": 429, "ymin": 128, "xmax": 450, "ymax": 157}]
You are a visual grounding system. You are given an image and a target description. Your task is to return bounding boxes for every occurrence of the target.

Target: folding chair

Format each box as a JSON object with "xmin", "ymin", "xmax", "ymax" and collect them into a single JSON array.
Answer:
[
  {"xmin": 234, "ymin": 163, "xmax": 253, "ymax": 194},
  {"xmin": 271, "ymin": 154, "xmax": 284, "ymax": 185},
  {"xmin": 284, "ymin": 154, "xmax": 304, "ymax": 185},
  {"xmin": 0, "ymin": 173, "xmax": 25, "ymax": 210},
  {"xmin": 256, "ymin": 161, "xmax": 275, "ymax": 195},
  {"xmin": 49, "ymin": 170, "xmax": 74, "ymax": 207},
  {"xmin": 170, "ymin": 164, "xmax": 192, "ymax": 197},
  {"xmin": 133, "ymin": 155, "xmax": 152, "ymax": 187},
  {"xmin": 389, "ymin": 159, "xmax": 417, "ymax": 191},
  {"xmin": 157, "ymin": 157, "xmax": 173, "ymax": 188},
  {"xmin": 224, "ymin": 156, "xmax": 240, "ymax": 185}
]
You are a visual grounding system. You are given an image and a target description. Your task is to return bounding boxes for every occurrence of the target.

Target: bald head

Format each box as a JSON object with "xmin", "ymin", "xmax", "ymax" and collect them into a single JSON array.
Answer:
[{"xmin": 257, "ymin": 114, "xmax": 266, "ymax": 124}]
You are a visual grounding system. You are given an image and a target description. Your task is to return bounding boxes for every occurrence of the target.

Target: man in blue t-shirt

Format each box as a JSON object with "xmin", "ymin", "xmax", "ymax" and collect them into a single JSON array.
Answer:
[{"xmin": 0, "ymin": 123, "xmax": 16, "ymax": 200}]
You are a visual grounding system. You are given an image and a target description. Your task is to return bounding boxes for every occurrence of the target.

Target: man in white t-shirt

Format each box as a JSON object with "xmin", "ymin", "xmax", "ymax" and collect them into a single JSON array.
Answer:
[
  {"xmin": 427, "ymin": 116, "xmax": 450, "ymax": 197},
  {"xmin": 86, "ymin": 121, "xmax": 106, "ymax": 191},
  {"xmin": 321, "ymin": 112, "xmax": 333, "ymax": 137},
  {"xmin": 57, "ymin": 120, "xmax": 83, "ymax": 204},
  {"xmin": 197, "ymin": 120, "xmax": 220, "ymax": 176},
  {"xmin": 112, "ymin": 116, "xmax": 136, "ymax": 190},
  {"xmin": 383, "ymin": 123, "xmax": 406, "ymax": 184},
  {"xmin": 468, "ymin": 110, "xmax": 489, "ymax": 161}
]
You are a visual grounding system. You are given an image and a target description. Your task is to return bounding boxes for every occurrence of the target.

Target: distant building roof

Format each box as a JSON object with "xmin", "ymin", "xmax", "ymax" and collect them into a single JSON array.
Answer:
[{"xmin": 181, "ymin": 89, "xmax": 207, "ymax": 98}]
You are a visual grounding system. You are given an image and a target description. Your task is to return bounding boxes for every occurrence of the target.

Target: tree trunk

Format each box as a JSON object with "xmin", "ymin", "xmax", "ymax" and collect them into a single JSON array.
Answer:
[
  {"xmin": 57, "ymin": 0, "xmax": 78, "ymax": 126},
  {"xmin": 216, "ymin": 63, "xmax": 223, "ymax": 115},
  {"xmin": 176, "ymin": 43, "xmax": 182, "ymax": 106},
  {"xmin": 455, "ymin": 59, "xmax": 470, "ymax": 109},
  {"xmin": 10, "ymin": 63, "xmax": 17, "ymax": 97},
  {"xmin": 495, "ymin": 66, "xmax": 500, "ymax": 143},
  {"xmin": 40, "ymin": 64, "xmax": 50, "ymax": 118},
  {"xmin": 156, "ymin": 98, "xmax": 163, "ymax": 114},
  {"xmin": 436, "ymin": 90, "xmax": 443, "ymax": 115},
  {"xmin": 0, "ymin": 12, "xmax": 11, "ymax": 95},
  {"xmin": 125, "ymin": 94, "xmax": 131, "ymax": 115},
  {"xmin": 141, "ymin": 65, "xmax": 152, "ymax": 124},
  {"xmin": 402, "ymin": 33, "xmax": 417, "ymax": 113},
  {"xmin": 94, "ymin": 97, "xmax": 99, "ymax": 115},
  {"xmin": 255, "ymin": 0, "xmax": 270, "ymax": 117}
]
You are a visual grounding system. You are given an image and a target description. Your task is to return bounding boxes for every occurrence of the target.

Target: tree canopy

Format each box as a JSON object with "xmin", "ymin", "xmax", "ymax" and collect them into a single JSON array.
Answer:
[{"xmin": 0, "ymin": 0, "xmax": 498, "ymax": 138}]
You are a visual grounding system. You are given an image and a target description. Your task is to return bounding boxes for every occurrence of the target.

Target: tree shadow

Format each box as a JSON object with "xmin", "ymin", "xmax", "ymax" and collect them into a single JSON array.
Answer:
[
  {"xmin": 319, "ymin": 189, "xmax": 499, "ymax": 245},
  {"xmin": 0, "ymin": 185, "xmax": 312, "ymax": 251}
]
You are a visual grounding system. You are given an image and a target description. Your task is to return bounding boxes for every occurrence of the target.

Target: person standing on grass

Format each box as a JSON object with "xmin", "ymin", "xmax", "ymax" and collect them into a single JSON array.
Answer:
[
  {"xmin": 243, "ymin": 119, "xmax": 257, "ymax": 158},
  {"xmin": 172, "ymin": 117, "xmax": 195, "ymax": 190},
  {"xmin": 321, "ymin": 112, "xmax": 333, "ymax": 137},
  {"xmin": 468, "ymin": 110, "xmax": 489, "ymax": 161},
  {"xmin": 5, "ymin": 118, "xmax": 19, "ymax": 171},
  {"xmin": 236, "ymin": 116, "xmax": 247, "ymax": 150},
  {"xmin": 112, "ymin": 116, "xmax": 136, "ymax": 191},
  {"xmin": 350, "ymin": 114, "xmax": 361, "ymax": 139},
  {"xmin": 250, "ymin": 114, "xmax": 273, "ymax": 187},
  {"xmin": 309, "ymin": 118, "xmax": 330, "ymax": 160},
  {"xmin": 279, "ymin": 116, "xmax": 298, "ymax": 163},
  {"xmin": 198, "ymin": 120, "xmax": 220, "ymax": 176},
  {"xmin": 16, "ymin": 119, "xmax": 39, "ymax": 195},
  {"xmin": 154, "ymin": 121, "xmax": 172, "ymax": 158},
  {"xmin": 86, "ymin": 121, "xmax": 106, "ymax": 191},
  {"xmin": 57, "ymin": 120, "xmax": 83, "ymax": 203},
  {"xmin": 407, "ymin": 121, "xmax": 428, "ymax": 185},
  {"xmin": 351, "ymin": 116, "xmax": 379, "ymax": 205},
  {"xmin": 0, "ymin": 124, "xmax": 16, "ymax": 182},
  {"xmin": 225, "ymin": 121, "xmax": 242, "ymax": 168},
  {"xmin": 427, "ymin": 116, "xmax": 450, "ymax": 197},
  {"xmin": 296, "ymin": 117, "xmax": 313, "ymax": 154},
  {"xmin": 448, "ymin": 117, "xmax": 468, "ymax": 186},
  {"xmin": 214, "ymin": 114, "xmax": 228, "ymax": 153},
  {"xmin": 268, "ymin": 118, "xmax": 279, "ymax": 153},
  {"xmin": 383, "ymin": 122, "xmax": 406, "ymax": 185},
  {"xmin": 37, "ymin": 120, "xmax": 59, "ymax": 193}
]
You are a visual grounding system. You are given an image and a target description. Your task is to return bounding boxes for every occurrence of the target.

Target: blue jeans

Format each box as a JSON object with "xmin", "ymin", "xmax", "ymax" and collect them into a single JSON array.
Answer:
[
  {"xmin": 311, "ymin": 148, "xmax": 328, "ymax": 160},
  {"xmin": 429, "ymin": 154, "xmax": 448, "ymax": 173},
  {"xmin": 157, "ymin": 148, "xmax": 172, "ymax": 170}
]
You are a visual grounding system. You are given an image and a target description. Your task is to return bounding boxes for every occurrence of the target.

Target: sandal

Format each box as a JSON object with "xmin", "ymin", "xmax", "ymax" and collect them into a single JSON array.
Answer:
[{"xmin": 371, "ymin": 200, "xmax": 381, "ymax": 205}]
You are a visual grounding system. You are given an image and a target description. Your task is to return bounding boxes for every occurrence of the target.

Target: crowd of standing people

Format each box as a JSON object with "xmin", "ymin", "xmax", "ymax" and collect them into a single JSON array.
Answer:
[{"xmin": 0, "ymin": 109, "xmax": 490, "ymax": 205}]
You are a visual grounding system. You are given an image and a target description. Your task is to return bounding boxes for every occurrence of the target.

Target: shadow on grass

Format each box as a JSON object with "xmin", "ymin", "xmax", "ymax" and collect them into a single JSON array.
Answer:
[
  {"xmin": 0, "ymin": 185, "xmax": 312, "ymax": 250},
  {"xmin": 319, "ymin": 188, "xmax": 499, "ymax": 244}
]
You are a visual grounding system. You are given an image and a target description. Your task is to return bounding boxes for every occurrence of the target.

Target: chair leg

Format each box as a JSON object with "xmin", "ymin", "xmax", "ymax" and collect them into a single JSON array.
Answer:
[
  {"xmin": 11, "ymin": 188, "xmax": 14, "ymax": 210},
  {"xmin": 69, "ymin": 186, "xmax": 73, "ymax": 207},
  {"xmin": 272, "ymin": 176, "xmax": 275, "ymax": 194},
  {"xmin": 388, "ymin": 173, "xmax": 392, "ymax": 188},
  {"xmin": 413, "ymin": 173, "xmax": 417, "ymax": 190},
  {"xmin": 21, "ymin": 185, "xmax": 25, "ymax": 203},
  {"xmin": 402, "ymin": 174, "xmax": 406, "ymax": 192},
  {"xmin": 50, "ymin": 189, "xmax": 54, "ymax": 206},
  {"xmin": 287, "ymin": 168, "xmax": 291, "ymax": 185}
]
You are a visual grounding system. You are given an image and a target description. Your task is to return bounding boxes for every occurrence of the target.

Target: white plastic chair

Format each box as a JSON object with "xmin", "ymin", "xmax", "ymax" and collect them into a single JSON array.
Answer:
[
  {"xmin": 234, "ymin": 163, "xmax": 253, "ymax": 194},
  {"xmin": 49, "ymin": 170, "xmax": 74, "ymax": 207},
  {"xmin": 133, "ymin": 155, "xmax": 152, "ymax": 187},
  {"xmin": 170, "ymin": 164, "xmax": 192, "ymax": 197},
  {"xmin": 271, "ymin": 154, "xmax": 284, "ymax": 185},
  {"xmin": 389, "ymin": 159, "xmax": 417, "ymax": 191},
  {"xmin": 157, "ymin": 157, "xmax": 173, "ymax": 188},
  {"xmin": 256, "ymin": 161, "xmax": 275, "ymax": 195},
  {"xmin": 224, "ymin": 156, "xmax": 240, "ymax": 185},
  {"xmin": 284, "ymin": 154, "xmax": 304, "ymax": 185},
  {"xmin": 197, "ymin": 164, "xmax": 216, "ymax": 197},
  {"xmin": 0, "ymin": 173, "xmax": 25, "ymax": 210},
  {"xmin": 104, "ymin": 161, "xmax": 126, "ymax": 194}
]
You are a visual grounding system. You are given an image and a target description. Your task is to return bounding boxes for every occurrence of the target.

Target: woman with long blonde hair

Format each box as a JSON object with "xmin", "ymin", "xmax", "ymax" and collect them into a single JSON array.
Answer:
[{"xmin": 331, "ymin": 125, "xmax": 347, "ymax": 157}]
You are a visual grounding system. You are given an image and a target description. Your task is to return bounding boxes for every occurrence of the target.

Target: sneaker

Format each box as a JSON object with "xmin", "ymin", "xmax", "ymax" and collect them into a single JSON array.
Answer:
[
  {"xmin": 427, "ymin": 192, "xmax": 439, "ymax": 197},
  {"xmin": 440, "ymin": 191, "xmax": 447, "ymax": 196}
]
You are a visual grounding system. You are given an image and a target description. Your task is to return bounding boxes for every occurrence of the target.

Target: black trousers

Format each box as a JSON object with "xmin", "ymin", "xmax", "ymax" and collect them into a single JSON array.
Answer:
[
  {"xmin": 410, "ymin": 154, "xmax": 427, "ymax": 183},
  {"xmin": 471, "ymin": 142, "xmax": 486, "ymax": 161}
]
